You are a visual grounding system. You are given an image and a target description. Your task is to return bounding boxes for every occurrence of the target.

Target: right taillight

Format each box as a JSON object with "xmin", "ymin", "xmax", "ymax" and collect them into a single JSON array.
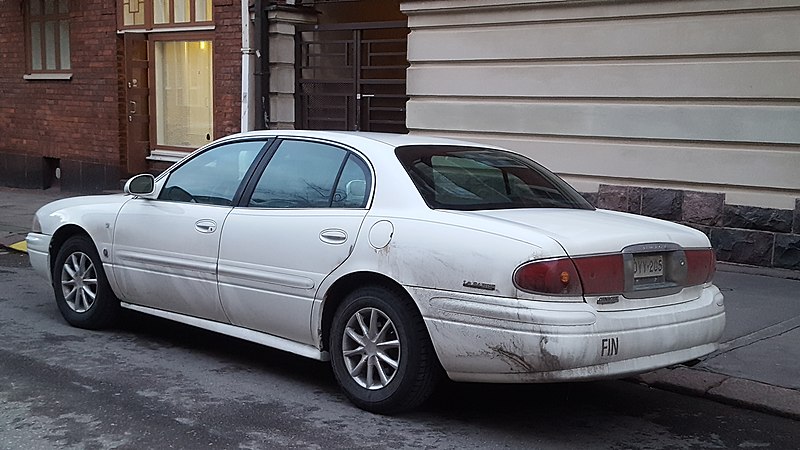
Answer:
[{"xmin": 684, "ymin": 249, "xmax": 716, "ymax": 286}]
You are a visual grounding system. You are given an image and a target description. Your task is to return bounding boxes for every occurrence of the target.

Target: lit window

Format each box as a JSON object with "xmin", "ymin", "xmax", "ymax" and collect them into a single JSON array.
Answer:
[
  {"xmin": 27, "ymin": 0, "xmax": 70, "ymax": 72},
  {"xmin": 121, "ymin": 0, "xmax": 212, "ymax": 28},
  {"xmin": 154, "ymin": 40, "xmax": 214, "ymax": 148}
]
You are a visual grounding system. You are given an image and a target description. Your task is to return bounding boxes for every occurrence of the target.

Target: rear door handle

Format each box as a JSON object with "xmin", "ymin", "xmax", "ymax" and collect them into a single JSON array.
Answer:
[
  {"xmin": 320, "ymin": 229, "xmax": 347, "ymax": 245},
  {"xmin": 195, "ymin": 219, "xmax": 217, "ymax": 234}
]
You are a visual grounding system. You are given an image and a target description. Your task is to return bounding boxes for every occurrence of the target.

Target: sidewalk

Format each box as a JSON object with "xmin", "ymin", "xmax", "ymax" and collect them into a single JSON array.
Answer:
[{"xmin": 1, "ymin": 185, "xmax": 799, "ymax": 420}]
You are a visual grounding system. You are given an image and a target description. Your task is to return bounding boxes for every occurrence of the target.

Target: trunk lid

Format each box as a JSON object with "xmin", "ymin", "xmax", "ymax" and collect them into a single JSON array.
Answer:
[{"xmin": 453, "ymin": 208, "xmax": 712, "ymax": 310}]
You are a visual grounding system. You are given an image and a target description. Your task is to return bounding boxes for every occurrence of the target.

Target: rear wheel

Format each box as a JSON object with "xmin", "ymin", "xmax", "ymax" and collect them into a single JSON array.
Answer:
[
  {"xmin": 52, "ymin": 235, "xmax": 120, "ymax": 329},
  {"xmin": 330, "ymin": 285, "xmax": 440, "ymax": 414}
]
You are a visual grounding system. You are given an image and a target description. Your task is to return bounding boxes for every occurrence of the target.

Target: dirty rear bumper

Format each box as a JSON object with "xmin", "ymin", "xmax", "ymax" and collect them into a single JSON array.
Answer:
[{"xmin": 412, "ymin": 285, "xmax": 725, "ymax": 383}]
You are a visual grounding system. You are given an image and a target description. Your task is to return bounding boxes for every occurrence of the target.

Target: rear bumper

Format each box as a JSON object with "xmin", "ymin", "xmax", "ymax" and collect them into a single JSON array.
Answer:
[
  {"xmin": 26, "ymin": 232, "xmax": 51, "ymax": 283},
  {"xmin": 412, "ymin": 285, "xmax": 725, "ymax": 383}
]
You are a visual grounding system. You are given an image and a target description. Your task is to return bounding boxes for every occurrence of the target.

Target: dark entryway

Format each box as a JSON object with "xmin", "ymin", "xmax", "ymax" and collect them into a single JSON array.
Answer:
[{"xmin": 296, "ymin": 21, "xmax": 409, "ymax": 133}]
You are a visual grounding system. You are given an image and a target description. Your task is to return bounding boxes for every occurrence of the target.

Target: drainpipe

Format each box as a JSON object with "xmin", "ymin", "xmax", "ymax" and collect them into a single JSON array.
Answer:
[{"xmin": 241, "ymin": 0, "xmax": 255, "ymax": 132}]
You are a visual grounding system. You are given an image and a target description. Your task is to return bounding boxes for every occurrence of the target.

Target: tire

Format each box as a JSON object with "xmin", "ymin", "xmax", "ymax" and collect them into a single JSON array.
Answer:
[
  {"xmin": 330, "ymin": 285, "xmax": 440, "ymax": 414},
  {"xmin": 52, "ymin": 235, "xmax": 120, "ymax": 329}
]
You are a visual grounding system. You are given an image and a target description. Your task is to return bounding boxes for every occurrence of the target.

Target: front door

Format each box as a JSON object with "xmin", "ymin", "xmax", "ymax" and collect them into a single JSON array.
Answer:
[
  {"xmin": 124, "ymin": 33, "xmax": 150, "ymax": 175},
  {"xmin": 112, "ymin": 139, "xmax": 267, "ymax": 322}
]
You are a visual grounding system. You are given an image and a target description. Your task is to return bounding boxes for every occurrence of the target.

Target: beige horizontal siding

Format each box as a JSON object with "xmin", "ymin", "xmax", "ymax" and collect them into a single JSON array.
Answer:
[
  {"xmin": 407, "ymin": 99, "xmax": 800, "ymax": 145},
  {"xmin": 408, "ymin": 60, "xmax": 800, "ymax": 99},
  {"xmin": 402, "ymin": 0, "xmax": 800, "ymax": 209},
  {"xmin": 409, "ymin": 11, "xmax": 800, "ymax": 61}
]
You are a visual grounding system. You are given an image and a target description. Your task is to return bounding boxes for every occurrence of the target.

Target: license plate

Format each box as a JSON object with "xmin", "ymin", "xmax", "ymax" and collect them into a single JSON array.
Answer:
[{"xmin": 633, "ymin": 254, "xmax": 664, "ymax": 278}]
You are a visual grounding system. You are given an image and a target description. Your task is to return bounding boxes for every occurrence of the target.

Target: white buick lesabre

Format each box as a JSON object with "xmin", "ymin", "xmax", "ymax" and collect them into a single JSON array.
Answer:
[{"xmin": 27, "ymin": 131, "xmax": 725, "ymax": 413}]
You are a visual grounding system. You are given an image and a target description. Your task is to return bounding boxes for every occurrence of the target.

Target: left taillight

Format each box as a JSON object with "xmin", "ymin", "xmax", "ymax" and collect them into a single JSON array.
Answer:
[
  {"xmin": 513, "ymin": 258, "xmax": 582, "ymax": 296},
  {"xmin": 685, "ymin": 249, "xmax": 716, "ymax": 286}
]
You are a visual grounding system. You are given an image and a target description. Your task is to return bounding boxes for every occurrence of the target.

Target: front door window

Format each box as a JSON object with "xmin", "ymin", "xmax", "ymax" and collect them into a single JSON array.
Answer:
[{"xmin": 154, "ymin": 40, "xmax": 213, "ymax": 149}]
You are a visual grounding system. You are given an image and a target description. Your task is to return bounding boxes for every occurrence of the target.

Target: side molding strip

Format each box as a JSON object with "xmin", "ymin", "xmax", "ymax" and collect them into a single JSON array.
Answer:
[{"xmin": 119, "ymin": 302, "xmax": 329, "ymax": 362}]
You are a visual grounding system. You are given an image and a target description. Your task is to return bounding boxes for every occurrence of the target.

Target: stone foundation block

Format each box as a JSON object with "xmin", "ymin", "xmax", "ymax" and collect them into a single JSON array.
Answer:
[
  {"xmin": 723, "ymin": 205, "xmax": 793, "ymax": 233},
  {"xmin": 710, "ymin": 228, "xmax": 774, "ymax": 267},
  {"xmin": 596, "ymin": 185, "xmax": 641, "ymax": 213},
  {"xmin": 682, "ymin": 191, "xmax": 724, "ymax": 226},
  {"xmin": 641, "ymin": 188, "xmax": 682, "ymax": 221},
  {"xmin": 774, "ymin": 234, "xmax": 800, "ymax": 271}
]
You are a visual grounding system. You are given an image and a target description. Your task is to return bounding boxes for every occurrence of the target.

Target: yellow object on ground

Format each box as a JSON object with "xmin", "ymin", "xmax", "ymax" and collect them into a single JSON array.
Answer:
[{"xmin": 9, "ymin": 241, "xmax": 27, "ymax": 253}]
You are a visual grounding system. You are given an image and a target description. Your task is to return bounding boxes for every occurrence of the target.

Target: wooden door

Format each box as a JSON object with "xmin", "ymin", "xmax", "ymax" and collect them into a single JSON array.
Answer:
[{"xmin": 124, "ymin": 33, "xmax": 150, "ymax": 175}]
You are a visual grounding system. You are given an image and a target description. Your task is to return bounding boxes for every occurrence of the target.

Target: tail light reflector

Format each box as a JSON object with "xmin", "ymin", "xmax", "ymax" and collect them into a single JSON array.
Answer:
[
  {"xmin": 685, "ymin": 249, "xmax": 716, "ymax": 286},
  {"xmin": 572, "ymin": 254, "xmax": 625, "ymax": 295}
]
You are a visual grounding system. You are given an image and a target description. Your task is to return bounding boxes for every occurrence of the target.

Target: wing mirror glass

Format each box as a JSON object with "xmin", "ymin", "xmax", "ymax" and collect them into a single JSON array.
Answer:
[{"xmin": 124, "ymin": 174, "xmax": 155, "ymax": 196}]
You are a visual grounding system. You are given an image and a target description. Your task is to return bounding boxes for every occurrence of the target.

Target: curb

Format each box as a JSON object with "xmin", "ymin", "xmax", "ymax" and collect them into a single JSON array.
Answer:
[
  {"xmin": 631, "ymin": 367, "xmax": 800, "ymax": 421},
  {"xmin": 0, "ymin": 233, "xmax": 27, "ymax": 254}
]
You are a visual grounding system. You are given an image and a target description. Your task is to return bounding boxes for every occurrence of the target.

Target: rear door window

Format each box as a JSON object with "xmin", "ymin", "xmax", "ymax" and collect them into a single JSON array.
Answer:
[{"xmin": 247, "ymin": 140, "xmax": 371, "ymax": 209}]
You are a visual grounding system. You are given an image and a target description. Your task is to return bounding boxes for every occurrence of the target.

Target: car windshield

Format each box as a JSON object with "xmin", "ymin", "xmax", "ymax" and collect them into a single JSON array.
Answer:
[{"xmin": 396, "ymin": 145, "xmax": 593, "ymax": 211}]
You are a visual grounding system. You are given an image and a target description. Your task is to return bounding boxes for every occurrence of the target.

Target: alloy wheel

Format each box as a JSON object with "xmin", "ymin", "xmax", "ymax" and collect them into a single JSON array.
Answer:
[
  {"xmin": 60, "ymin": 251, "xmax": 98, "ymax": 313},
  {"xmin": 341, "ymin": 307, "xmax": 401, "ymax": 389}
]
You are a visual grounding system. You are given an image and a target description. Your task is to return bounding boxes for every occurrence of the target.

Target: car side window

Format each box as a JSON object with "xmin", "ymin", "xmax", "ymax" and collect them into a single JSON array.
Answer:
[
  {"xmin": 159, "ymin": 141, "xmax": 264, "ymax": 206},
  {"xmin": 332, "ymin": 154, "xmax": 370, "ymax": 208},
  {"xmin": 248, "ymin": 140, "xmax": 369, "ymax": 209}
]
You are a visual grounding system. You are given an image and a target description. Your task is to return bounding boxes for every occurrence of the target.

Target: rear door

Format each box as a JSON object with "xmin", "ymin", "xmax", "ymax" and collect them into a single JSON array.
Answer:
[{"xmin": 218, "ymin": 139, "xmax": 372, "ymax": 344}]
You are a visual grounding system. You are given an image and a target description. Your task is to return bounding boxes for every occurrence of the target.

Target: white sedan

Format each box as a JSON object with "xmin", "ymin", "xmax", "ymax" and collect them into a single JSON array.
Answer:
[{"xmin": 27, "ymin": 131, "xmax": 725, "ymax": 413}]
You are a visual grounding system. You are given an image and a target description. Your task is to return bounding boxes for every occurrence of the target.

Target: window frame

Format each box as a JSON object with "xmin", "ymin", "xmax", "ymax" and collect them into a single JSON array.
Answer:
[
  {"xmin": 24, "ymin": 0, "xmax": 71, "ymax": 76},
  {"xmin": 117, "ymin": 0, "xmax": 214, "ymax": 31},
  {"xmin": 148, "ymin": 31, "xmax": 215, "ymax": 152}
]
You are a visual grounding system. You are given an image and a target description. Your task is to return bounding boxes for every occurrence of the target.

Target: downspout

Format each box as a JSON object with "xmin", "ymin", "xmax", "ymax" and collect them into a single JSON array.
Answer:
[{"xmin": 241, "ymin": 0, "xmax": 255, "ymax": 132}]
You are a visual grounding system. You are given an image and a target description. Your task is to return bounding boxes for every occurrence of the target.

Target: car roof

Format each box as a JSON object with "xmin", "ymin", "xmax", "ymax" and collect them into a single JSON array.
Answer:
[{"xmin": 225, "ymin": 130, "xmax": 502, "ymax": 150}]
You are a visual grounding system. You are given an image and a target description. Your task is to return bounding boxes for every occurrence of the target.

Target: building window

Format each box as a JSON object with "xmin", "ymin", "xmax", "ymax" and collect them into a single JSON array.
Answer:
[
  {"xmin": 154, "ymin": 40, "xmax": 214, "ymax": 148},
  {"xmin": 26, "ymin": 0, "xmax": 71, "ymax": 73},
  {"xmin": 120, "ymin": 0, "xmax": 213, "ymax": 29}
]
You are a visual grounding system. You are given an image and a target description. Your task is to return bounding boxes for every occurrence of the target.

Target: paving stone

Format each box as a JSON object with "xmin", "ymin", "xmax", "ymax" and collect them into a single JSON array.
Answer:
[
  {"xmin": 708, "ymin": 377, "xmax": 800, "ymax": 420},
  {"xmin": 793, "ymin": 198, "xmax": 800, "ymax": 234}
]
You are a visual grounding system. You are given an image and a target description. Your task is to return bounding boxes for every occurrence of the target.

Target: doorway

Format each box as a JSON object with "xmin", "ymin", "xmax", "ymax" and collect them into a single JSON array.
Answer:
[{"xmin": 296, "ymin": 21, "xmax": 409, "ymax": 133}]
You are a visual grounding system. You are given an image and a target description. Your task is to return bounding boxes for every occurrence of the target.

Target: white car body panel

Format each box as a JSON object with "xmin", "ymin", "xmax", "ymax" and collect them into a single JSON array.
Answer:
[
  {"xmin": 112, "ymin": 198, "xmax": 231, "ymax": 322},
  {"xmin": 26, "ymin": 195, "xmax": 128, "ymax": 288},
  {"xmin": 27, "ymin": 130, "xmax": 725, "ymax": 385},
  {"xmin": 219, "ymin": 208, "xmax": 368, "ymax": 345}
]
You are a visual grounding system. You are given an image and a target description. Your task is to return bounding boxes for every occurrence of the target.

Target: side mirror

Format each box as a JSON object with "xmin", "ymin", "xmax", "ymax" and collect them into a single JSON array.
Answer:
[{"xmin": 124, "ymin": 174, "xmax": 155, "ymax": 197}]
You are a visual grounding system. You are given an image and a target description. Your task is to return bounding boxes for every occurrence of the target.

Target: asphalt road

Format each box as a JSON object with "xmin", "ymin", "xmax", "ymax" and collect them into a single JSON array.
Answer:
[{"xmin": 1, "ymin": 250, "xmax": 798, "ymax": 450}]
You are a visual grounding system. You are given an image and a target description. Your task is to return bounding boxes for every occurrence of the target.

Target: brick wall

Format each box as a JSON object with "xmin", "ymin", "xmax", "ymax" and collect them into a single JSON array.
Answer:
[
  {"xmin": 585, "ymin": 186, "xmax": 800, "ymax": 271},
  {"xmin": 212, "ymin": 0, "xmax": 243, "ymax": 141},
  {"xmin": 0, "ymin": 0, "xmax": 121, "ymax": 191}
]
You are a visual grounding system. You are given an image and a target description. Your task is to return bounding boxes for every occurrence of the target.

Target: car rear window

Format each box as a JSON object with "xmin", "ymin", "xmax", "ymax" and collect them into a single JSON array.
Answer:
[{"xmin": 395, "ymin": 145, "xmax": 593, "ymax": 211}]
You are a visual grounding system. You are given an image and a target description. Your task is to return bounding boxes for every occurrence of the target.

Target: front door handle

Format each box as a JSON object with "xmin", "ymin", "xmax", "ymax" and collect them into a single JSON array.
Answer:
[
  {"xmin": 195, "ymin": 219, "xmax": 217, "ymax": 234},
  {"xmin": 320, "ymin": 229, "xmax": 347, "ymax": 245}
]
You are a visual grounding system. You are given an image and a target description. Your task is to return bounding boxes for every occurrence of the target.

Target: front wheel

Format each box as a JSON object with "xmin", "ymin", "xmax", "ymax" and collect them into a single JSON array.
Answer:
[
  {"xmin": 52, "ymin": 235, "xmax": 120, "ymax": 329},
  {"xmin": 330, "ymin": 285, "xmax": 440, "ymax": 414}
]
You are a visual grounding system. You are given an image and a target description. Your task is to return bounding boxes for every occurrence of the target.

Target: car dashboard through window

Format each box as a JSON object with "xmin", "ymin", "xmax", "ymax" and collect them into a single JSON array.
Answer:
[{"xmin": 396, "ymin": 145, "xmax": 593, "ymax": 211}]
